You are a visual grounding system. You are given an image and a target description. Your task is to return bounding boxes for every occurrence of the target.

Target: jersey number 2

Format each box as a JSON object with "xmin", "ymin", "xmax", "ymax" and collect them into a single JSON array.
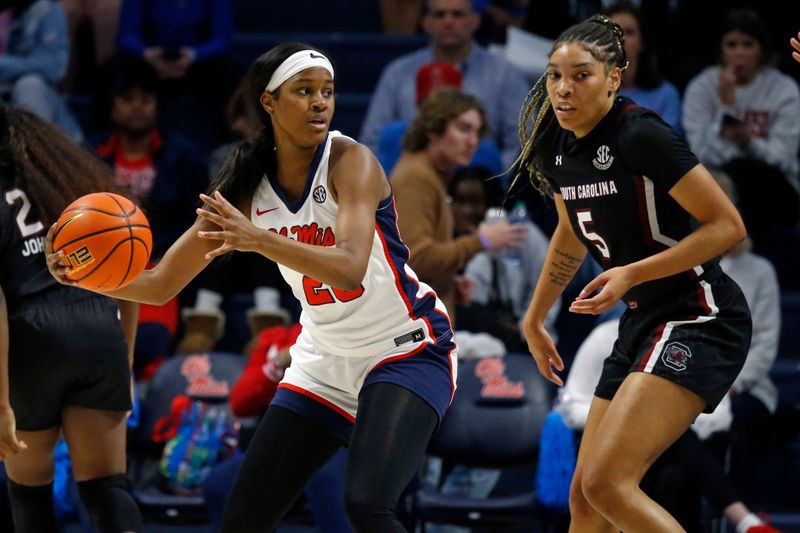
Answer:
[
  {"xmin": 302, "ymin": 276, "xmax": 365, "ymax": 306},
  {"xmin": 5, "ymin": 189, "xmax": 44, "ymax": 238},
  {"xmin": 576, "ymin": 209, "xmax": 610, "ymax": 259}
]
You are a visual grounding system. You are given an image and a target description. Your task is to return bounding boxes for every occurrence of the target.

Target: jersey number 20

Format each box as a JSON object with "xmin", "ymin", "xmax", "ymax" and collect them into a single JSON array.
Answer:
[{"xmin": 302, "ymin": 276, "xmax": 365, "ymax": 306}]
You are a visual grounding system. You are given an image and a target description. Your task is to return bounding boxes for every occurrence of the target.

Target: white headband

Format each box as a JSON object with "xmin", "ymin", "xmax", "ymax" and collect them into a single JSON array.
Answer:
[{"xmin": 264, "ymin": 50, "xmax": 335, "ymax": 93}]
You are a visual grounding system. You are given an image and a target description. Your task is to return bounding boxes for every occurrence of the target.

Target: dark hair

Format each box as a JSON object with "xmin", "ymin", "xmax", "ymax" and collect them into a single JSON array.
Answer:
[
  {"xmin": 0, "ymin": 107, "xmax": 119, "ymax": 224},
  {"xmin": 402, "ymin": 88, "xmax": 486, "ymax": 152},
  {"xmin": 449, "ymin": 165, "xmax": 504, "ymax": 208},
  {"xmin": 209, "ymin": 42, "xmax": 327, "ymax": 206},
  {"xmin": 604, "ymin": 1, "xmax": 662, "ymax": 89},
  {"xmin": 719, "ymin": 8, "xmax": 774, "ymax": 66},
  {"xmin": 510, "ymin": 15, "xmax": 627, "ymax": 197}
]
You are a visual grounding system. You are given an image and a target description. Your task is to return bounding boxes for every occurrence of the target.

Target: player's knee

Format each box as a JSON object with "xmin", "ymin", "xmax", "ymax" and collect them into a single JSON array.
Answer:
[
  {"xmin": 6, "ymin": 479, "xmax": 58, "ymax": 531},
  {"xmin": 77, "ymin": 474, "xmax": 142, "ymax": 533},
  {"xmin": 569, "ymin": 473, "xmax": 596, "ymax": 519},
  {"xmin": 580, "ymin": 462, "xmax": 626, "ymax": 513}
]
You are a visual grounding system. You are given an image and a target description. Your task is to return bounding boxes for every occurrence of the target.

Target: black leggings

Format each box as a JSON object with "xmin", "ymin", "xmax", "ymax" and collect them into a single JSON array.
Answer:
[{"xmin": 221, "ymin": 382, "xmax": 438, "ymax": 532}]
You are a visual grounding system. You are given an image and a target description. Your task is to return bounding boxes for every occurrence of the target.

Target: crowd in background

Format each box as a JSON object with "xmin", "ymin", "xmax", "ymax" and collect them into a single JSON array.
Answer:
[{"xmin": 0, "ymin": 0, "xmax": 799, "ymax": 531}]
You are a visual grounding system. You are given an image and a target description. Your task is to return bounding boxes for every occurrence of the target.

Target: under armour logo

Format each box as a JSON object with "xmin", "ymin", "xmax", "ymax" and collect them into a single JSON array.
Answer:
[{"xmin": 555, "ymin": 155, "xmax": 562, "ymax": 166}]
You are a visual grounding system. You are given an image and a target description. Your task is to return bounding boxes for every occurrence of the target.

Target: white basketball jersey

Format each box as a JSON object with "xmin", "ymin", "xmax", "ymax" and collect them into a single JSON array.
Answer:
[{"xmin": 250, "ymin": 131, "xmax": 452, "ymax": 358}]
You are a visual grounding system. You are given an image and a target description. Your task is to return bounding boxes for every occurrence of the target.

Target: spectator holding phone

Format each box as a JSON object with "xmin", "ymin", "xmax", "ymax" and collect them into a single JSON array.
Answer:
[{"xmin": 683, "ymin": 8, "xmax": 800, "ymax": 233}]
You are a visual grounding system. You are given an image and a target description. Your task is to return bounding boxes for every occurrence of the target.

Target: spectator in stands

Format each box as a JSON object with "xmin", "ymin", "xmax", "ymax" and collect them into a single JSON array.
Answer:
[
  {"xmin": 377, "ymin": 61, "xmax": 502, "ymax": 175},
  {"xmin": 473, "ymin": 0, "xmax": 528, "ymax": 45},
  {"xmin": 552, "ymin": 317, "xmax": 783, "ymax": 533},
  {"xmin": 683, "ymin": 8, "xmax": 800, "ymax": 233},
  {"xmin": 361, "ymin": 0, "xmax": 529, "ymax": 169},
  {"xmin": 379, "ymin": 0, "xmax": 422, "ymax": 34},
  {"xmin": 391, "ymin": 88, "xmax": 526, "ymax": 319},
  {"xmin": 209, "ymin": 77, "xmax": 263, "ymax": 180},
  {"xmin": 94, "ymin": 63, "xmax": 208, "ymax": 378},
  {"xmin": 0, "ymin": 0, "xmax": 83, "ymax": 142},
  {"xmin": 60, "ymin": 0, "xmax": 121, "ymax": 91},
  {"xmin": 117, "ymin": 0, "xmax": 236, "ymax": 102},
  {"xmin": 605, "ymin": 1, "xmax": 682, "ymax": 133},
  {"xmin": 202, "ymin": 323, "xmax": 350, "ymax": 533},
  {"xmin": 712, "ymin": 170, "xmax": 783, "ymax": 505},
  {"xmin": 452, "ymin": 166, "xmax": 559, "ymax": 351}
]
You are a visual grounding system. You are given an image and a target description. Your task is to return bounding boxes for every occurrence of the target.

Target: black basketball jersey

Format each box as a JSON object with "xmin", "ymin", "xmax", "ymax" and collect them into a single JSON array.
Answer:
[
  {"xmin": 0, "ymin": 171, "xmax": 59, "ymax": 310},
  {"xmin": 539, "ymin": 96, "xmax": 721, "ymax": 308}
]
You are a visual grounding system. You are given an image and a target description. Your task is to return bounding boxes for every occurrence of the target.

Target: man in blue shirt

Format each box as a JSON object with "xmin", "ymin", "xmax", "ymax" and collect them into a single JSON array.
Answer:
[{"xmin": 360, "ymin": 0, "xmax": 529, "ymax": 169}]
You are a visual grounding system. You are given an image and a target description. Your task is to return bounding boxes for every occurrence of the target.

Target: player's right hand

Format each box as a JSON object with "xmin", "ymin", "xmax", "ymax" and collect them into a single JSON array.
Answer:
[
  {"xmin": 44, "ymin": 224, "xmax": 77, "ymax": 286},
  {"xmin": 523, "ymin": 321, "xmax": 564, "ymax": 386},
  {"xmin": 0, "ymin": 404, "xmax": 27, "ymax": 460}
]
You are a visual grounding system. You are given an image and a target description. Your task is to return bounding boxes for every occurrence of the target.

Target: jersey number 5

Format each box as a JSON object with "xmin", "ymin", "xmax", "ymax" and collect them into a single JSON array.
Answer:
[
  {"xmin": 576, "ymin": 209, "xmax": 610, "ymax": 259},
  {"xmin": 302, "ymin": 276, "xmax": 365, "ymax": 306},
  {"xmin": 5, "ymin": 189, "xmax": 44, "ymax": 238}
]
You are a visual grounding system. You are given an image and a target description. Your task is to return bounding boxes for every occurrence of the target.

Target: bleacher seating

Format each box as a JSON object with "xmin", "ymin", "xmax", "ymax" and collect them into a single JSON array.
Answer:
[{"xmin": 234, "ymin": 0, "xmax": 382, "ymax": 33}]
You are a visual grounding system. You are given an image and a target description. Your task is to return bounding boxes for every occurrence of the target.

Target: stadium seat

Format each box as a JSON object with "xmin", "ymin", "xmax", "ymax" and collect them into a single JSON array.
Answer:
[
  {"xmin": 128, "ymin": 352, "xmax": 246, "ymax": 524},
  {"xmin": 414, "ymin": 353, "xmax": 549, "ymax": 531}
]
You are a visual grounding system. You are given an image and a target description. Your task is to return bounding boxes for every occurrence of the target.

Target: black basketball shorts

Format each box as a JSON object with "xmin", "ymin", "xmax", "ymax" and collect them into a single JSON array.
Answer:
[
  {"xmin": 595, "ymin": 272, "xmax": 752, "ymax": 413},
  {"xmin": 9, "ymin": 288, "xmax": 132, "ymax": 430}
]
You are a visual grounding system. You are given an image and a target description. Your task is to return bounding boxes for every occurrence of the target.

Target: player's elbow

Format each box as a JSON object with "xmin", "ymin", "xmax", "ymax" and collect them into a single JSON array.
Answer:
[{"xmin": 727, "ymin": 212, "xmax": 747, "ymax": 246}]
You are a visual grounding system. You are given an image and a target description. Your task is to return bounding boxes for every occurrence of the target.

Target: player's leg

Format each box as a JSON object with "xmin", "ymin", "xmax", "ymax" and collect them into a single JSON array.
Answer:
[
  {"xmin": 220, "ymin": 404, "xmax": 343, "ymax": 533},
  {"xmin": 344, "ymin": 382, "xmax": 439, "ymax": 532},
  {"xmin": 579, "ymin": 372, "xmax": 705, "ymax": 532},
  {"xmin": 568, "ymin": 396, "xmax": 618, "ymax": 533},
  {"xmin": 4, "ymin": 426, "xmax": 61, "ymax": 532},
  {"xmin": 62, "ymin": 406, "xmax": 142, "ymax": 533}
]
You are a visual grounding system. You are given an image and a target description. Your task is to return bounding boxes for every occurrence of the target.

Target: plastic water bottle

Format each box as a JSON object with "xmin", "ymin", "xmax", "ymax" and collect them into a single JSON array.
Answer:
[{"xmin": 502, "ymin": 201, "xmax": 528, "ymax": 266}]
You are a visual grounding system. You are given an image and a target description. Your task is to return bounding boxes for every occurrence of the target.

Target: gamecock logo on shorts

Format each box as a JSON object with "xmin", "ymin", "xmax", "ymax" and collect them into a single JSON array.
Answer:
[{"xmin": 661, "ymin": 342, "xmax": 691, "ymax": 372}]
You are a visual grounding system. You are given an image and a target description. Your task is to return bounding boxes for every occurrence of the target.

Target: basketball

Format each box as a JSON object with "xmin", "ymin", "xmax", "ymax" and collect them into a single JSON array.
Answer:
[{"xmin": 52, "ymin": 192, "xmax": 152, "ymax": 292}]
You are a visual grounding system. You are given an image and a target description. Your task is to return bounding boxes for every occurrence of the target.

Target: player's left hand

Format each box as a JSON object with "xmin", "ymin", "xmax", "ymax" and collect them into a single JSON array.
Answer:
[
  {"xmin": 0, "ymin": 404, "xmax": 27, "ymax": 460},
  {"xmin": 196, "ymin": 191, "xmax": 263, "ymax": 259},
  {"xmin": 569, "ymin": 266, "xmax": 635, "ymax": 315}
]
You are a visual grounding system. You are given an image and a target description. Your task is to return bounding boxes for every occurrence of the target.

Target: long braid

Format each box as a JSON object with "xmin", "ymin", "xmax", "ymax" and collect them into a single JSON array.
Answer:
[{"xmin": 509, "ymin": 14, "xmax": 628, "ymax": 198}]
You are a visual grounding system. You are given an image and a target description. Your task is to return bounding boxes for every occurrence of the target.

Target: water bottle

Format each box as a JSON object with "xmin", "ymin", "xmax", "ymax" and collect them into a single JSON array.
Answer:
[{"xmin": 502, "ymin": 201, "xmax": 528, "ymax": 266}]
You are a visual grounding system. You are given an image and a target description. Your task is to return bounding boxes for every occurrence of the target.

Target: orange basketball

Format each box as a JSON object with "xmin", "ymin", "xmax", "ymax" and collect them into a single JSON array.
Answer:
[{"xmin": 52, "ymin": 192, "xmax": 152, "ymax": 292}]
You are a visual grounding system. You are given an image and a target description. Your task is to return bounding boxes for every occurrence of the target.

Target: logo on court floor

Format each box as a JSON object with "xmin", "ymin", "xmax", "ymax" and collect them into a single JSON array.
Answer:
[
  {"xmin": 592, "ymin": 145, "xmax": 614, "ymax": 170},
  {"xmin": 661, "ymin": 342, "xmax": 691, "ymax": 371}
]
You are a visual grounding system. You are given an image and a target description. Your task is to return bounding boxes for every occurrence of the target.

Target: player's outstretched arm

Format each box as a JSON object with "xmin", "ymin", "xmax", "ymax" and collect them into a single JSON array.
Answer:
[{"xmin": 45, "ymin": 217, "xmax": 219, "ymax": 305}]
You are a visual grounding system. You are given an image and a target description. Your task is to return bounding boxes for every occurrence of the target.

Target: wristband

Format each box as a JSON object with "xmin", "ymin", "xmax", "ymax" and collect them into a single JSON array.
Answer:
[{"xmin": 477, "ymin": 232, "xmax": 490, "ymax": 250}]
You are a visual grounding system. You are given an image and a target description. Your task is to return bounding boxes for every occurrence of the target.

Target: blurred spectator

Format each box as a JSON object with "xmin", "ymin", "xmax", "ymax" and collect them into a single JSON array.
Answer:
[
  {"xmin": 551, "ymin": 318, "xmax": 783, "ymax": 533},
  {"xmin": 117, "ymin": 0, "xmax": 235, "ymax": 98},
  {"xmin": 93, "ymin": 63, "xmax": 208, "ymax": 378},
  {"xmin": 713, "ymin": 170, "xmax": 783, "ymax": 505},
  {"xmin": 209, "ymin": 77, "xmax": 263, "ymax": 180},
  {"xmin": 377, "ymin": 61, "xmax": 502, "ymax": 175},
  {"xmin": 605, "ymin": 1, "xmax": 682, "ymax": 134},
  {"xmin": 60, "ymin": 0, "xmax": 121, "ymax": 91},
  {"xmin": 683, "ymin": 8, "xmax": 800, "ymax": 233},
  {"xmin": 452, "ymin": 167, "xmax": 559, "ymax": 351},
  {"xmin": 379, "ymin": 0, "xmax": 423, "ymax": 34},
  {"xmin": 390, "ymin": 88, "xmax": 526, "ymax": 318},
  {"xmin": 473, "ymin": 0, "xmax": 528, "ymax": 44},
  {"xmin": 361, "ymin": 0, "xmax": 529, "ymax": 169},
  {"xmin": 202, "ymin": 323, "xmax": 350, "ymax": 533},
  {"xmin": 0, "ymin": 0, "xmax": 83, "ymax": 142}
]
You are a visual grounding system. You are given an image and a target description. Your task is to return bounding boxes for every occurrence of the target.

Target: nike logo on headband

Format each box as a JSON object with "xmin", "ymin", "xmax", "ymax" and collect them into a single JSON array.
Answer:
[{"xmin": 309, "ymin": 52, "xmax": 324, "ymax": 59}]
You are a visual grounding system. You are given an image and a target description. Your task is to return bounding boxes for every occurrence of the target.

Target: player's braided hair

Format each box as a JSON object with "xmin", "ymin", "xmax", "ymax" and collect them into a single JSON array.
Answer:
[
  {"xmin": 508, "ymin": 14, "xmax": 629, "ymax": 197},
  {"xmin": 0, "ymin": 106, "xmax": 118, "ymax": 223}
]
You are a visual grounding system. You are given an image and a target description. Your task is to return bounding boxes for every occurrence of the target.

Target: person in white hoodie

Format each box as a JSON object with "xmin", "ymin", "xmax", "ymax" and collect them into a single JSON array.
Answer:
[{"xmin": 683, "ymin": 9, "xmax": 800, "ymax": 232}]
